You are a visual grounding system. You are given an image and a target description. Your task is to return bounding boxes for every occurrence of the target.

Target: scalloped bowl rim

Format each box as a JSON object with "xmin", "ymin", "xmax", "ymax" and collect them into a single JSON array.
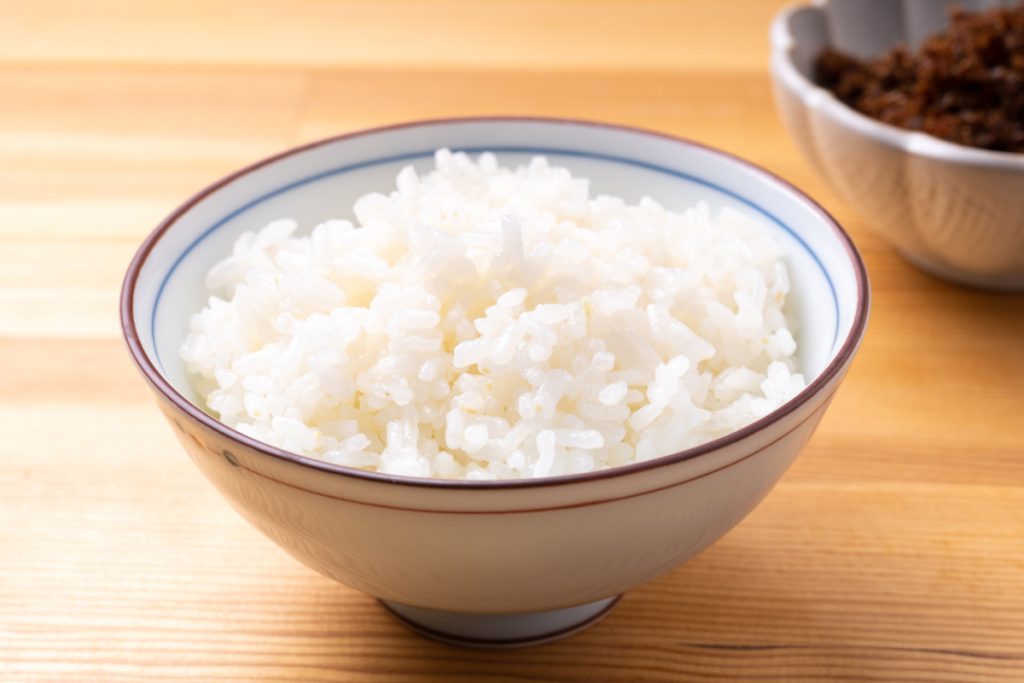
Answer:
[{"xmin": 771, "ymin": 3, "xmax": 1024, "ymax": 172}]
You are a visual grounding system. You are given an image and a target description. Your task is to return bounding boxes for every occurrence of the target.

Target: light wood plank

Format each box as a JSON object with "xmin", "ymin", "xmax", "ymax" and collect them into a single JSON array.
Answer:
[
  {"xmin": 1, "ymin": 1, "xmax": 782, "ymax": 72},
  {"xmin": 2, "ymin": 0, "xmax": 1022, "ymax": 680}
]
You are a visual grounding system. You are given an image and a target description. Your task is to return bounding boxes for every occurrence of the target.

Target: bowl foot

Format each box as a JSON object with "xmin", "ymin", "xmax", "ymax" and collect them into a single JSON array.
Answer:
[
  {"xmin": 378, "ymin": 594, "xmax": 622, "ymax": 648},
  {"xmin": 897, "ymin": 248, "xmax": 1024, "ymax": 291}
]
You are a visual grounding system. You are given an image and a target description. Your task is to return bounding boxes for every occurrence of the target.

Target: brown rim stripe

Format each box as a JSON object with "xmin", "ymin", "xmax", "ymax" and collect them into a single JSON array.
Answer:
[
  {"xmin": 216, "ymin": 404, "xmax": 824, "ymax": 514},
  {"xmin": 377, "ymin": 595, "xmax": 622, "ymax": 649},
  {"xmin": 121, "ymin": 116, "xmax": 869, "ymax": 491}
]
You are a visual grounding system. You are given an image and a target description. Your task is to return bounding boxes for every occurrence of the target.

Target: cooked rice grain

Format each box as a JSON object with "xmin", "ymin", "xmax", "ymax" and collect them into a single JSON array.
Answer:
[{"xmin": 181, "ymin": 150, "xmax": 805, "ymax": 480}]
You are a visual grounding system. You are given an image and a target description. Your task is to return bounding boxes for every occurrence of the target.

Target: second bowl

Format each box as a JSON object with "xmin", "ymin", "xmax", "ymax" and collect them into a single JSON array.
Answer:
[{"xmin": 772, "ymin": 0, "xmax": 1024, "ymax": 290}]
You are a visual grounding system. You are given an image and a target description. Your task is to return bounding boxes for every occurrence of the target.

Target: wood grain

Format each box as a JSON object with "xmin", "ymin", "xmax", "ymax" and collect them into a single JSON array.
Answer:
[{"xmin": 2, "ymin": 1, "xmax": 1022, "ymax": 680}]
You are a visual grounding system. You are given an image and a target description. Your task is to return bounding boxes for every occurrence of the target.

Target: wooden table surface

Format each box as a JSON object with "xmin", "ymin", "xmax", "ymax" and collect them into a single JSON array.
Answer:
[{"xmin": 3, "ymin": 2, "xmax": 1023, "ymax": 680}]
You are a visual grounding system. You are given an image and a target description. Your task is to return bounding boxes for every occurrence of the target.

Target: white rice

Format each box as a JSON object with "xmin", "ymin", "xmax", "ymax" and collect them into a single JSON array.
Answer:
[{"xmin": 181, "ymin": 150, "xmax": 805, "ymax": 480}]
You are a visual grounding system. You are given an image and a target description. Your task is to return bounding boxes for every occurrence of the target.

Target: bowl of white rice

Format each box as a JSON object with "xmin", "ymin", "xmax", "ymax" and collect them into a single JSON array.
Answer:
[{"xmin": 121, "ymin": 117, "xmax": 869, "ymax": 647}]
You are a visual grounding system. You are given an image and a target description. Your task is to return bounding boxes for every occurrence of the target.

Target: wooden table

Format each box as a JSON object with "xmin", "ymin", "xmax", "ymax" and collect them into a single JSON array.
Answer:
[{"xmin": 3, "ymin": 2, "xmax": 1022, "ymax": 680}]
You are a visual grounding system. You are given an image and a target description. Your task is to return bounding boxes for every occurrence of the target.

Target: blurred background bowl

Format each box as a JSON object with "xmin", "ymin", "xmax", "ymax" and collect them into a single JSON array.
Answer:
[{"xmin": 771, "ymin": 0, "xmax": 1024, "ymax": 290}]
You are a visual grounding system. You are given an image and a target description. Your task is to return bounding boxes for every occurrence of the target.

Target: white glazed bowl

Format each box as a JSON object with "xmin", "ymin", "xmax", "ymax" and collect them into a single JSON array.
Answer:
[
  {"xmin": 121, "ymin": 118, "xmax": 869, "ymax": 647},
  {"xmin": 771, "ymin": 0, "xmax": 1024, "ymax": 290}
]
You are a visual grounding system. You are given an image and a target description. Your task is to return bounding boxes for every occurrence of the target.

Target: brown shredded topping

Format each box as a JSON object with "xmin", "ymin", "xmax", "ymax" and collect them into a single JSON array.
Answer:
[{"xmin": 815, "ymin": 5, "xmax": 1024, "ymax": 153}]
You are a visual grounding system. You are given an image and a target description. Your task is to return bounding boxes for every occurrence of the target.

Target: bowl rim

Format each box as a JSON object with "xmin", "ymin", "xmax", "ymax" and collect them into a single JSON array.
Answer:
[
  {"xmin": 770, "ymin": 3, "xmax": 1024, "ymax": 171},
  {"xmin": 120, "ymin": 115, "xmax": 870, "ymax": 490}
]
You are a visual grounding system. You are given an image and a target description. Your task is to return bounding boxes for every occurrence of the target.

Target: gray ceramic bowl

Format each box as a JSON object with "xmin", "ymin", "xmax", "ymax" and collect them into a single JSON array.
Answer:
[{"xmin": 771, "ymin": 0, "xmax": 1024, "ymax": 290}]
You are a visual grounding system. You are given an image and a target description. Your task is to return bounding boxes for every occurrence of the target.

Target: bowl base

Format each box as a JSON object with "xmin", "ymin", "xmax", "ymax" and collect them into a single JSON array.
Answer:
[
  {"xmin": 379, "ymin": 595, "xmax": 622, "ymax": 648},
  {"xmin": 898, "ymin": 248, "xmax": 1024, "ymax": 291}
]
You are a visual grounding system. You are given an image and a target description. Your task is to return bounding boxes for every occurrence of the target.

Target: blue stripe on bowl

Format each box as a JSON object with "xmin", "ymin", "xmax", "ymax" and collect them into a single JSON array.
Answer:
[{"xmin": 152, "ymin": 147, "xmax": 840, "ymax": 370}]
